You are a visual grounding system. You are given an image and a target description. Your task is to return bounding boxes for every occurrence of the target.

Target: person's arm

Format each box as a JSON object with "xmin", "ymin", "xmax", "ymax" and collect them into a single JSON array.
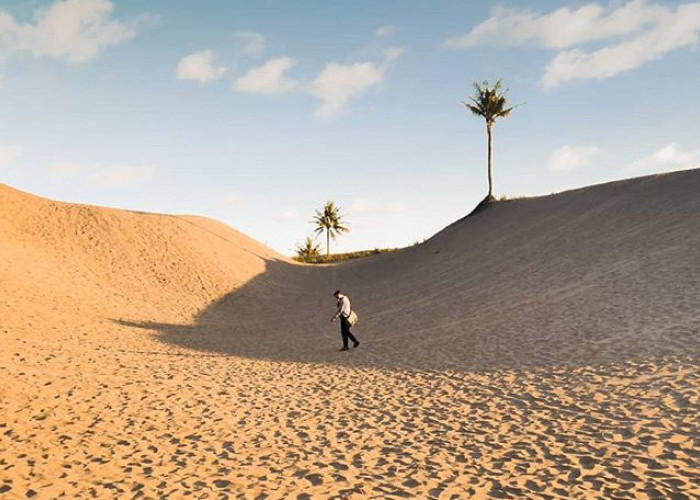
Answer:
[{"xmin": 330, "ymin": 300, "xmax": 342, "ymax": 322}]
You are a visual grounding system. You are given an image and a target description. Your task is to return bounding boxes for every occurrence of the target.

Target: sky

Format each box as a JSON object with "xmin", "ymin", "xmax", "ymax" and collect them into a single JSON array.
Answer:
[{"xmin": 1, "ymin": 0, "xmax": 699, "ymax": 255}]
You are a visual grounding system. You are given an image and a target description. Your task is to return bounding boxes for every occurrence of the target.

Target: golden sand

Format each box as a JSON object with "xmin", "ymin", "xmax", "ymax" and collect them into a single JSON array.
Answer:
[{"xmin": 1, "ymin": 171, "xmax": 699, "ymax": 498}]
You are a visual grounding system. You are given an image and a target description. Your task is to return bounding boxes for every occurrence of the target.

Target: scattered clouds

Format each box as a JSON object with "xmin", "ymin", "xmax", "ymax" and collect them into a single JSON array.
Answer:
[
  {"xmin": 375, "ymin": 25, "xmax": 397, "ymax": 38},
  {"xmin": 444, "ymin": 1, "xmax": 700, "ymax": 87},
  {"xmin": 626, "ymin": 143, "xmax": 700, "ymax": 174},
  {"xmin": 548, "ymin": 145, "xmax": 601, "ymax": 172},
  {"xmin": 228, "ymin": 39, "xmax": 405, "ymax": 118},
  {"xmin": 233, "ymin": 57, "xmax": 300, "ymax": 94},
  {"xmin": 0, "ymin": 143, "xmax": 22, "ymax": 168},
  {"xmin": 0, "ymin": 0, "xmax": 145, "ymax": 63},
  {"xmin": 233, "ymin": 31, "xmax": 265, "ymax": 57},
  {"xmin": 48, "ymin": 162, "xmax": 152, "ymax": 187},
  {"xmin": 350, "ymin": 199, "xmax": 407, "ymax": 215},
  {"xmin": 177, "ymin": 50, "xmax": 227, "ymax": 83}
]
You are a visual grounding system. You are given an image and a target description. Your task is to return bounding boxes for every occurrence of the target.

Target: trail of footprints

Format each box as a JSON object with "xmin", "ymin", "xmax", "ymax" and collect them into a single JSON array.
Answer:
[{"xmin": 1, "ymin": 340, "xmax": 699, "ymax": 499}]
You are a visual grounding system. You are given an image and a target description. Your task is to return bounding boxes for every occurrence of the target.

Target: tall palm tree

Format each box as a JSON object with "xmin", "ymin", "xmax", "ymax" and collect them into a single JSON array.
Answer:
[
  {"xmin": 295, "ymin": 236, "xmax": 321, "ymax": 263},
  {"xmin": 462, "ymin": 79, "xmax": 516, "ymax": 201},
  {"xmin": 313, "ymin": 201, "xmax": 349, "ymax": 258}
]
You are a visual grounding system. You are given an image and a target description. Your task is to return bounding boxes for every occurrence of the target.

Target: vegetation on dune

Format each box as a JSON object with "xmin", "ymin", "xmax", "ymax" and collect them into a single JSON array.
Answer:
[
  {"xmin": 498, "ymin": 194, "xmax": 530, "ymax": 201},
  {"xmin": 295, "ymin": 81, "xmax": 519, "ymax": 255},
  {"xmin": 463, "ymin": 79, "xmax": 517, "ymax": 202},
  {"xmin": 294, "ymin": 236, "xmax": 321, "ymax": 262},
  {"xmin": 293, "ymin": 247, "xmax": 397, "ymax": 264}
]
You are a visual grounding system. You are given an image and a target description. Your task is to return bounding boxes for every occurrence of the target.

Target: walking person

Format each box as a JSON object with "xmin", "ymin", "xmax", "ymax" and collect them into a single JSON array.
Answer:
[{"xmin": 330, "ymin": 290, "xmax": 360, "ymax": 351}]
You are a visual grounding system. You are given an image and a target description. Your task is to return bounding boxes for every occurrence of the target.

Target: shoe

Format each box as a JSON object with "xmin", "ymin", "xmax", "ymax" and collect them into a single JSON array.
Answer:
[
  {"xmin": 339, "ymin": 347, "xmax": 349, "ymax": 351},
  {"xmin": 353, "ymin": 341, "xmax": 360, "ymax": 348}
]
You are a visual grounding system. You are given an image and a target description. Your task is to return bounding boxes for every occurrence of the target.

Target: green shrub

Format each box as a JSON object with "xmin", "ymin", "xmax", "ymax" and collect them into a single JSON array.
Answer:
[{"xmin": 294, "ymin": 247, "xmax": 397, "ymax": 263}]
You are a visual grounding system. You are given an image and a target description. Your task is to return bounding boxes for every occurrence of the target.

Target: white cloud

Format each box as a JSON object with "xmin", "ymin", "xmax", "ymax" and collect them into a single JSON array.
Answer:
[
  {"xmin": 626, "ymin": 143, "xmax": 700, "ymax": 174},
  {"xmin": 233, "ymin": 31, "xmax": 265, "ymax": 57},
  {"xmin": 48, "ymin": 163, "xmax": 83, "ymax": 176},
  {"xmin": 0, "ymin": 0, "xmax": 141, "ymax": 62},
  {"xmin": 0, "ymin": 144, "xmax": 22, "ymax": 168},
  {"xmin": 544, "ymin": 4, "xmax": 700, "ymax": 87},
  {"xmin": 309, "ymin": 48, "xmax": 403, "ymax": 118},
  {"xmin": 232, "ymin": 48, "xmax": 404, "ymax": 118},
  {"xmin": 177, "ymin": 50, "xmax": 227, "ymax": 83},
  {"xmin": 233, "ymin": 57, "xmax": 299, "ymax": 94},
  {"xmin": 444, "ymin": 1, "xmax": 700, "ymax": 87},
  {"xmin": 87, "ymin": 165, "xmax": 152, "ymax": 187},
  {"xmin": 548, "ymin": 145, "xmax": 601, "ymax": 172},
  {"xmin": 310, "ymin": 61, "xmax": 385, "ymax": 119},
  {"xmin": 350, "ymin": 199, "xmax": 407, "ymax": 215},
  {"xmin": 444, "ymin": 2, "xmax": 663, "ymax": 49},
  {"xmin": 376, "ymin": 25, "xmax": 397, "ymax": 38}
]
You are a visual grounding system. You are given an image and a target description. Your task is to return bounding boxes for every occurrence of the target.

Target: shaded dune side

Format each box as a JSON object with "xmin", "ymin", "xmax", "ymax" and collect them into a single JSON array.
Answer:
[
  {"xmin": 146, "ymin": 169, "xmax": 700, "ymax": 372},
  {"xmin": 0, "ymin": 184, "xmax": 286, "ymax": 336},
  {"xmin": 2, "ymin": 170, "xmax": 700, "ymax": 373}
]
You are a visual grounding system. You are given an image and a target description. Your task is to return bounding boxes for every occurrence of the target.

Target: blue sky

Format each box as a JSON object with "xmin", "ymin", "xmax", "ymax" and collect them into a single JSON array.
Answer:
[{"xmin": 1, "ymin": 0, "xmax": 699, "ymax": 255}]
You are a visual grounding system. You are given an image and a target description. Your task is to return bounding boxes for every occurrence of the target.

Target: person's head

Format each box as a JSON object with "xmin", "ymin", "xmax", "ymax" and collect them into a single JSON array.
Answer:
[{"xmin": 333, "ymin": 290, "xmax": 342, "ymax": 299}]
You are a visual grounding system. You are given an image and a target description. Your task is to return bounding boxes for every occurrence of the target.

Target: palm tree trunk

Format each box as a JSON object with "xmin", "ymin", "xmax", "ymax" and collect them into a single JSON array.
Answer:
[
  {"xmin": 326, "ymin": 230, "xmax": 330, "ymax": 259},
  {"xmin": 487, "ymin": 122, "xmax": 493, "ymax": 200}
]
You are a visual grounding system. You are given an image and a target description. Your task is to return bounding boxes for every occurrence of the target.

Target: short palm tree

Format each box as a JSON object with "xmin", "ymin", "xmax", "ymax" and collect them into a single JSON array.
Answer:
[
  {"xmin": 312, "ymin": 201, "xmax": 349, "ymax": 258},
  {"xmin": 295, "ymin": 236, "xmax": 321, "ymax": 263},
  {"xmin": 463, "ymin": 79, "xmax": 516, "ymax": 201}
]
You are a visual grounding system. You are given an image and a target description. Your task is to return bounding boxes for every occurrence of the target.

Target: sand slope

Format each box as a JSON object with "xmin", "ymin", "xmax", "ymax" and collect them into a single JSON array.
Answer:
[
  {"xmin": 1, "ymin": 171, "xmax": 699, "ymax": 499},
  {"xmin": 0, "ymin": 184, "xmax": 283, "ymax": 331}
]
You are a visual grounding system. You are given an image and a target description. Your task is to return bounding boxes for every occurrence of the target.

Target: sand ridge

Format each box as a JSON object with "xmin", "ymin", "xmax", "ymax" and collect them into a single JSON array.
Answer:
[{"xmin": 1, "ymin": 170, "xmax": 700, "ymax": 498}]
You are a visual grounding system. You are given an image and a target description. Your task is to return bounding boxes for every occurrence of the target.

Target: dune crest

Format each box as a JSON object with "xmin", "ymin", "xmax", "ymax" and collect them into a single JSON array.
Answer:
[{"xmin": 0, "ymin": 183, "xmax": 285, "ymax": 333}]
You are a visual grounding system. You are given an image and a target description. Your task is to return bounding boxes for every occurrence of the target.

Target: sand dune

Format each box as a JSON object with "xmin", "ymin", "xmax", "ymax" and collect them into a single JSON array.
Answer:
[{"xmin": 1, "ymin": 171, "xmax": 699, "ymax": 498}]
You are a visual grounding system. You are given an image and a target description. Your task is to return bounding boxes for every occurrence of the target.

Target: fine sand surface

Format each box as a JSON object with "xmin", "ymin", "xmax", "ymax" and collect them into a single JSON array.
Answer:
[{"xmin": 1, "ymin": 170, "xmax": 699, "ymax": 499}]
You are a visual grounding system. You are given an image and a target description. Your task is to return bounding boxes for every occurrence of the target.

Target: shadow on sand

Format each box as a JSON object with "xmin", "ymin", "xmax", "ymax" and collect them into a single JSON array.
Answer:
[
  {"xmin": 115, "ymin": 172, "xmax": 700, "ymax": 373},
  {"xmin": 113, "ymin": 251, "xmax": 700, "ymax": 374}
]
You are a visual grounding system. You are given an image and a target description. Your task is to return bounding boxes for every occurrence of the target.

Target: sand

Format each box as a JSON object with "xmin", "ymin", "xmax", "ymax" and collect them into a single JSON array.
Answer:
[{"xmin": 1, "ymin": 170, "xmax": 699, "ymax": 499}]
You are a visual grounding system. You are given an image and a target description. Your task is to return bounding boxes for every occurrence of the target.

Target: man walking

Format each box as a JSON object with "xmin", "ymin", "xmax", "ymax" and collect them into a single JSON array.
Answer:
[{"xmin": 330, "ymin": 290, "xmax": 360, "ymax": 351}]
